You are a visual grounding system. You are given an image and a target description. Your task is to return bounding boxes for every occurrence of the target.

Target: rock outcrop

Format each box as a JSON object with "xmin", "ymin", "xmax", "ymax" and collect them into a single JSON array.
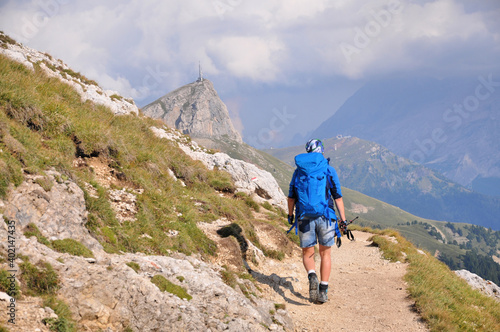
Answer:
[
  {"xmin": 142, "ymin": 79, "xmax": 243, "ymax": 143},
  {"xmin": 0, "ymin": 32, "xmax": 139, "ymax": 116},
  {"xmin": 1, "ymin": 169, "xmax": 103, "ymax": 253},
  {"xmin": 151, "ymin": 126, "xmax": 287, "ymax": 210},
  {"xmin": 0, "ymin": 170, "xmax": 293, "ymax": 331},
  {"xmin": 455, "ymin": 269, "xmax": 500, "ymax": 301}
]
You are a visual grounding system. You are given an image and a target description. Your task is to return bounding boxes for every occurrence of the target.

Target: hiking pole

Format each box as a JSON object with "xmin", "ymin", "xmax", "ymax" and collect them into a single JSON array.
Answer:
[{"xmin": 340, "ymin": 217, "xmax": 358, "ymax": 241}]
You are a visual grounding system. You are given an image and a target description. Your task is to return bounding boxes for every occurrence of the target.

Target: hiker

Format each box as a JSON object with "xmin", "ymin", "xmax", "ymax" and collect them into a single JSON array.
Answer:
[{"xmin": 287, "ymin": 139, "xmax": 347, "ymax": 304}]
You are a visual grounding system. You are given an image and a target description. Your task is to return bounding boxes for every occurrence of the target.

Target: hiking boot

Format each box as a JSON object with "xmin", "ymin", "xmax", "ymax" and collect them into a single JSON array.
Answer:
[
  {"xmin": 318, "ymin": 284, "xmax": 328, "ymax": 303},
  {"xmin": 308, "ymin": 273, "xmax": 319, "ymax": 303}
]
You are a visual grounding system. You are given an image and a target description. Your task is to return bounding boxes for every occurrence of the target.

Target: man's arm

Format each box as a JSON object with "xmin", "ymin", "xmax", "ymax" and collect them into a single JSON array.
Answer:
[
  {"xmin": 334, "ymin": 197, "xmax": 346, "ymax": 222},
  {"xmin": 288, "ymin": 197, "xmax": 296, "ymax": 216}
]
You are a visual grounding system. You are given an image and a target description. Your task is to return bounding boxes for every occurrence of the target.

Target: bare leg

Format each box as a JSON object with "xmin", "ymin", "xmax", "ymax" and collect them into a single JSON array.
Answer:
[
  {"xmin": 318, "ymin": 245, "xmax": 331, "ymax": 282},
  {"xmin": 302, "ymin": 246, "xmax": 316, "ymax": 272}
]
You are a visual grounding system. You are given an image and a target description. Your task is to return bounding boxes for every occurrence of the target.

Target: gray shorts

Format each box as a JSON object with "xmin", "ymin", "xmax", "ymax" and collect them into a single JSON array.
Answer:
[{"xmin": 298, "ymin": 216, "xmax": 336, "ymax": 248}]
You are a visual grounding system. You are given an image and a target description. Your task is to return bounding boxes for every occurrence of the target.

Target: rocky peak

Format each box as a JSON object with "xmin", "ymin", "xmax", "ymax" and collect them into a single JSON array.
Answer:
[{"xmin": 142, "ymin": 79, "xmax": 243, "ymax": 143}]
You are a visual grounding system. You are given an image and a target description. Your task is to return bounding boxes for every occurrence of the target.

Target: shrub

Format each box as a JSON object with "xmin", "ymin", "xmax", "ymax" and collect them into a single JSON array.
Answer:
[
  {"xmin": 42, "ymin": 317, "xmax": 73, "ymax": 332},
  {"xmin": 34, "ymin": 176, "xmax": 53, "ymax": 192},
  {"xmin": 20, "ymin": 260, "xmax": 59, "ymax": 296},
  {"xmin": 274, "ymin": 303, "xmax": 286, "ymax": 310},
  {"xmin": 43, "ymin": 296, "xmax": 77, "ymax": 332}
]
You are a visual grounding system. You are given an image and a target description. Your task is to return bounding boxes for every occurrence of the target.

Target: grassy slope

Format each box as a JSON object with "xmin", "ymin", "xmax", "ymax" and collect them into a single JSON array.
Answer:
[{"xmin": 0, "ymin": 52, "xmax": 287, "ymax": 258}]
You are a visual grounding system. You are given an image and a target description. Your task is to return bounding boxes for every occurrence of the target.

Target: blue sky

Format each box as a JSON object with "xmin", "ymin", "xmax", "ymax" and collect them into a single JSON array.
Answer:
[{"xmin": 1, "ymin": 0, "xmax": 499, "ymax": 148}]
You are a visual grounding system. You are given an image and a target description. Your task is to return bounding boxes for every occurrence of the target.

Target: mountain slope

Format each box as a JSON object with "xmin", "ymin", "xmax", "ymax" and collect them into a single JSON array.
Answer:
[
  {"xmin": 0, "ymin": 34, "xmax": 297, "ymax": 331},
  {"xmin": 311, "ymin": 76, "xmax": 500, "ymax": 196},
  {"xmin": 266, "ymin": 136, "xmax": 500, "ymax": 231}
]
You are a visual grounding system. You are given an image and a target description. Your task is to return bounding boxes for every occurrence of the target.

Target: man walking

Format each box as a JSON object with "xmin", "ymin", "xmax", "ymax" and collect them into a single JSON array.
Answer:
[{"xmin": 287, "ymin": 139, "xmax": 346, "ymax": 303}]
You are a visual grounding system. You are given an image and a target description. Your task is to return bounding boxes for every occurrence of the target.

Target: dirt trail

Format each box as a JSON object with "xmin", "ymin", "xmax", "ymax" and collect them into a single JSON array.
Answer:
[{"xmin": 255, "ymin": 231, "xmax": 429, "ymax": 331}]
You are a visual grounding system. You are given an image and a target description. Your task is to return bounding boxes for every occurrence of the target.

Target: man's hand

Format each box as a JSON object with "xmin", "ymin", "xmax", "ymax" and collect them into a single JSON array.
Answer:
[
  {"xmin": 287, "ymin": 215, "xmax": 294, "ymax": 225},
  {"xmin": 339, "ymin": 220, "xmax": 347, "ymax": 234}
]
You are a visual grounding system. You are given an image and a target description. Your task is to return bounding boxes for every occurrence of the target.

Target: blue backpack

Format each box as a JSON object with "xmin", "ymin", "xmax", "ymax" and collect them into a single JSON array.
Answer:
[{"xmin": 288, "ymin": 153, "xmax": 340, "ymax": 236}]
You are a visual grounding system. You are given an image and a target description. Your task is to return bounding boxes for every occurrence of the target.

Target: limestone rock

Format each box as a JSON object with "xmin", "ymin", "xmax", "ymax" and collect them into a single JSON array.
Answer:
[
  {"xmin": 142, "ymin": 79, "xmax": 243, "ymax": 143},
  {"xmin": 0, "ymin": 227, "xmax": 292, "ymax": 331},
  {"xmin": 151, "ymin": 126, "xmax": 286, "ymax": 209},
  {"xmin": 108, "ymin": 188, "xmax": 139, "ymax": 223},
  {"xmin": 0, "ymin": 169, "xmax": 293, "ymax": 331},
  {"xmin": 2, "ymin": 169, "xmax": 103, "ymax": 253},
  {"xmin": 455, "ymin": 269, "xmax": 500, "ymax": 301}
]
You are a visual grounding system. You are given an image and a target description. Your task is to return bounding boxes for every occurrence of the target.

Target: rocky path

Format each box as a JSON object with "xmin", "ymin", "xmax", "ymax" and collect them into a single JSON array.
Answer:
[{"xmin": 255, "ymin": 231, "xmax": 429, "ymax": 331}]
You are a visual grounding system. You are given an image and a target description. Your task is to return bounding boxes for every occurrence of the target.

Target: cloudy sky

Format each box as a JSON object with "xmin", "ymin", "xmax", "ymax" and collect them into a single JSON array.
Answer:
[{"xmin": 1, "ymin": 0, "xmax": 499, "ymax": 148}]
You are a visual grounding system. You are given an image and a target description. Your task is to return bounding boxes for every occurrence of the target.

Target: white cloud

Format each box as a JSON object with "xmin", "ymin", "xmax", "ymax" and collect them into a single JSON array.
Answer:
[{"xmin": 207, "ymin": 36, "xmax": 285, "ymax": 81}]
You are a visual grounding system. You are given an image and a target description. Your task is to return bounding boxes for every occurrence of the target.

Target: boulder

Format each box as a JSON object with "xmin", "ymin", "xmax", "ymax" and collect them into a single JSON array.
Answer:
[{"xmin": 455, "ymin": 269, "xmax": 500, "ymax": 301}]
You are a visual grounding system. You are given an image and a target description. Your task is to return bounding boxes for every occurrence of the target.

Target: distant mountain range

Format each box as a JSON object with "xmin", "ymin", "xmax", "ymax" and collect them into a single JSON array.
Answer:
[
  {"xmin": 311, "ymin": 76, "xmax": 500, "ymax": 197},
  {"xmin": 266, "ymin": 136, "xmax": 500, "ymax": 231}
]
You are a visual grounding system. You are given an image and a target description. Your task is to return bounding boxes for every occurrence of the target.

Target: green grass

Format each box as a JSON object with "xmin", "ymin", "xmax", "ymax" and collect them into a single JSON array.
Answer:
[
  {"xmin": 34, "ymin": 175, "xmax": 53, "ymax": 191},
  {"xmin": 42, "ymin": 296, "xmax": 77, "ymax": 332},
  {"xmin": 23, "ymin": 223, "xmax": 51, "ymax": 246},
  {"xmin": 126, "ymin": 262, "xmax": 141, "ymax": 273},
  {"xmin": 20, "ymin": 260, "xmax": 59, "ymax": 296},
  {"xmin": 367, "ymin": 227, "xmax": 500, "ymax": 332},
  {"xmin": 220, "ymin": 265, "xmax": 238, "ymax": 289},
  {"xmin": 51, "ymin": 239, "xmax": 95, "ymax": 258},
  {"xmin": 150, "ymin": 275, "xmax": 192, "ymax": 301},
  {"xmin": 24, "ymin": 224, "xmax": 95, "ymax": 258}
]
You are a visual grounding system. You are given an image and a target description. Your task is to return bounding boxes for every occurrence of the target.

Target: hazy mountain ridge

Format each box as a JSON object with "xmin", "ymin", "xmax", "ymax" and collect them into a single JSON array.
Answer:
[
  {"xmin": 266, "ymin": 136, "xmax": 500, "ymax": 231},
  {"xmin": 311, "ymin": 76, "xmax": 500, "ymax": 196}
]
